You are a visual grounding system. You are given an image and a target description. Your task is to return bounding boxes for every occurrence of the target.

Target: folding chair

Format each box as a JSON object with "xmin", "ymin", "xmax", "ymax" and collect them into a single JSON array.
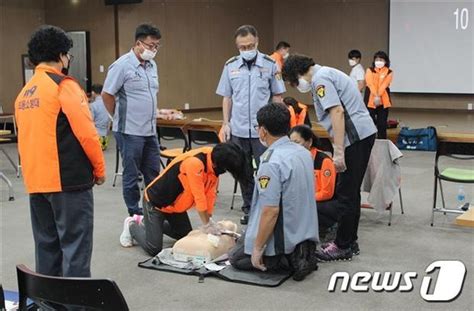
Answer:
[
  {"xmin": 16, "ymin": 264, "xmax": 129, "ymax": 311},
  {"xmin": 158, "ymin": 126, "xmax": 188, "ymax": 168},
  {"xmin": 0, "ymin": 113, "xmax": 21, "ymax": 178},
  {"xmin": 431, "ymin": 140, "xmax": 474, "ymax": 226}
]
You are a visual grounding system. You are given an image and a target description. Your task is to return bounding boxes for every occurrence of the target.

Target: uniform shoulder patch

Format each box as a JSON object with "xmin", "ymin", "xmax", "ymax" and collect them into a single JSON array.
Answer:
[
  {"xmin": 258, "ymin": 175, "xmax": 270, "ymax": 189},
  {"xmin": 261, "ymin": 149, "xmax": 274, "ymax": 163},
  {"xmin": 316, "ymin": 85, "xmax": 326, "ymax": 98},
  {"xmin": 225, "ymin": 56, "xmax": 238, "ymax": 65},
  {"xmin": 263, "ymin": 55, "xmax": 276, "ymax": 63}
]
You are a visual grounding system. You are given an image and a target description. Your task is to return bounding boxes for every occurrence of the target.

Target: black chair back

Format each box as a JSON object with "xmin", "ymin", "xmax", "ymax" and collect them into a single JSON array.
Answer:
[
  {"xmin": 187, "ymin": 128, "xmax": 220, "ymax": 149},
  {"xmin": 157, "ymin": 126, "xmax": 188, "ymax": 151},
  {"xmin": 16, "ymin": 264, "xmax": 129, "ymax": 311}
]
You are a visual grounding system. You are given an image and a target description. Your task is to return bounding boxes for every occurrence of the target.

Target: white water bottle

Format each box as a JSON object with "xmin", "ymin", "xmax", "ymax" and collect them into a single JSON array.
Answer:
[{"xmin": 457, "ymin": 185, "xmax": 466, "ymax": 208}]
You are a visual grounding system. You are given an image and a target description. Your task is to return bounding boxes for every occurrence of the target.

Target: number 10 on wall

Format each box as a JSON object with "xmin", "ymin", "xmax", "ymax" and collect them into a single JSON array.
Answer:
[{"xmin": 454, "ymin": 8, "xmax": 469, "ymax": 30}]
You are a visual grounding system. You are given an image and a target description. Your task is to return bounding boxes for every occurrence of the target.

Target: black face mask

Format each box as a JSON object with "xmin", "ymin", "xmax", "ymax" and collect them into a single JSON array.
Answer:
[
  {"xmin": 61, "ymin": 54, "xmax": 71, "ymax": 75},
  {"xmin": 213, "ymin": 165, "xmax": 226, "ymax": 176}
]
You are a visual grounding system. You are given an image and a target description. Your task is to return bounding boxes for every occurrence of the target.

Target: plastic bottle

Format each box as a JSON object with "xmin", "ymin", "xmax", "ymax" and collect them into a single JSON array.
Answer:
[{"xmin": 457, "ymin": 185, "xmax": 466, "ymax": 208}]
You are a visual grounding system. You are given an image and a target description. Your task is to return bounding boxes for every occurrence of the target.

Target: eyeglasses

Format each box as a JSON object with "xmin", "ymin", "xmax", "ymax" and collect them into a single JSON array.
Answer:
[
  {"xmin": 67, "ymin": 54, "xmax": 74, "ymax": 63},
  {"xmin": 140, "ymin": 40, "xmax": 161, "ymax": 51}
]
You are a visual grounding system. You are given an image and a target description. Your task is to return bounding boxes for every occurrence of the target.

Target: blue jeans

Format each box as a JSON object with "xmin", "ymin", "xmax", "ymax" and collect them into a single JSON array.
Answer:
[{"xmin": 114, "ymin": 132, "xmax": 160, "ymax": 215}]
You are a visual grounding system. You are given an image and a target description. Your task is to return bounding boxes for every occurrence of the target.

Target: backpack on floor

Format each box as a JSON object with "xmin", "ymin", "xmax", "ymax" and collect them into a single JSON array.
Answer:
[{"xmin": 396, "ymin": 126, "xmax": 437, "ymax": 151}]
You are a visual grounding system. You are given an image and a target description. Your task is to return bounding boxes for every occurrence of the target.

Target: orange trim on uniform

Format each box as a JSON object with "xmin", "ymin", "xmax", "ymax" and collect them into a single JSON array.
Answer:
[
  {"xmin": 270, "ymin": 52, "xmax": 284, "ymax": 71},
  {"xmin": 14, "ymin": 64, "xmax": 105, "ymax": 193},
  {"xmin": 288, "ymin": 103, "xmax": 308, "ymax": 128},
  {"xmin": 145, "ymin": 147, "xmax": 218, "ymax": 215},
  {"xmin": 365, "ymin": 67, "xmax": 393, "ymax": 109},
  {"xmin": 311, "ymin": 147, "xmax": 336, "ymax": 202}
]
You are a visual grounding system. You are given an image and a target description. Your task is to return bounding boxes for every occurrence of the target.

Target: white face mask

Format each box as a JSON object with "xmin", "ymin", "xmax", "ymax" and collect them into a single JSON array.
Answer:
[
  {"xmin": 296, "ymin": 77, "xmax": 312, "ymax": 93},
  {"xmin": 283, "ymin": 53, "xmax": 289, "ymax": 59},
  {"xmin": 240, "ymin": 49, "xmax": 257, "ymax": 61},
  {"xmin": 348, "ymin": 59, "xmax": 357, "ymax": 67},
  {"xmin": 374, "ymin": 60, "xmax": 385, "ymax": 69},
  {"xmin": 140, "ymin": 48, "xmax": 157, "ymax": 61}
]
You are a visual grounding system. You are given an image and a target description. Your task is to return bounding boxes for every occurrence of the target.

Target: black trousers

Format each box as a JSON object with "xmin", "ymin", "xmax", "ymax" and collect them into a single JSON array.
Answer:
[
  {"xmin": 317, "ymin": 199, "xmax": 340, "ymax": 232},
  {"xmin": 129, "ymin": 201, "xmax": 192, "ymax": 256},
  {"xmin": 229, "ymin": 234, "xmax": 291, "ymax": 272},
  {"xmin": 334, "ymin": 134, "xmax": 375, "ymax": 249},
  {"xmin": 369, "ymin": 106, "xmax": 389, "ymax": 139},
  {"xmin": 29, "ymin": 189, "xmax": 93, "ymax": 277},
  {"xmin": 229, "ymin": 136, "xmax": 266, "ymax": 208}
]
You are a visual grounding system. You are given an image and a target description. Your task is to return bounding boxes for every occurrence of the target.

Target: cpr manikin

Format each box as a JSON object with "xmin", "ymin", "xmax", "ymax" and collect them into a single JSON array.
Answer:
[{"xmin": 172, "ymin": 220, "xmax": 239, "ymax": 265}]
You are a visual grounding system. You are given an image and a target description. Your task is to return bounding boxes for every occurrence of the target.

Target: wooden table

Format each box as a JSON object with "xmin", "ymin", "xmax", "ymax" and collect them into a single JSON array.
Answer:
[
  {"xmin": 158, "ymin": 118, "xmax": 474, "ymax": 145},
  {"xmin": 456, "ymin": 207, "xmax": 474, "ymax": 227}
]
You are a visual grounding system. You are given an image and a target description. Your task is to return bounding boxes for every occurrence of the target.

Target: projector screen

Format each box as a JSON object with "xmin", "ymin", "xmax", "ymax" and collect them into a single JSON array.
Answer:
[{"xmin": 389, "ymin": 0, "xmax": 474, "ymax": 94}]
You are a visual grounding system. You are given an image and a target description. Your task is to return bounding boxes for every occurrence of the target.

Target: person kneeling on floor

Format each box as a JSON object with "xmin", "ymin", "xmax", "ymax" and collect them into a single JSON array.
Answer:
[
  {"xmin": 229, "ymin": 103, "xmax": 319, "ymax": 281},
  {"xmin": 120, "ymin": 142, "xmax": 250, "ymax": 256},
  {"xmin": 289, "ymin": 125, "xmax": 339, "ymax": 242}
]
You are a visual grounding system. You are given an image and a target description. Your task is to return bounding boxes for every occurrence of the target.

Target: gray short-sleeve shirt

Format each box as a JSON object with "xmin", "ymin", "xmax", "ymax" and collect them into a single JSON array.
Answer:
[
  {"xmin": 103, "ymin": 50, "xmax": 158, "ymax": 136},
  {"xmin": 311, "ymin": 65, "xmax": 376, "ymax": 147},
  {"xmin": 216, "ymin": 52, "xmax": 286, "ymax": 138},
  {"xmin": 244, "ymin": 136, "xmax": 319, "ymax": 256}
]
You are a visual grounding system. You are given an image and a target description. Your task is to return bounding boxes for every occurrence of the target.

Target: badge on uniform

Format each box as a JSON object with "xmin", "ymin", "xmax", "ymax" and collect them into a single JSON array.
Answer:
[
  {"xmin": 258, "ymin": 176, "xmax": 270, "ymax": 189},
  {"xmin": 316, "ymin": 85, "xmax": 325, "ymax": 98},
  {"xmin": 275, "ymin": 72, "xmax": 282, "ymax": 80},
  {"xmin": 323, "ymin": 169, "xmax": 331, "ymax": 177}
]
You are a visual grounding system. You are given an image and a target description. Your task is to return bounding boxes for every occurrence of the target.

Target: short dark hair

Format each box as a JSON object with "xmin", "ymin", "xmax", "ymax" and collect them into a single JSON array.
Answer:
[
  {"xmin": 276, "ymin": 41, "xmax": 291, "ymax": 50},
  {"xmin": 28, "ymin": 25, "xmax": 73, "ymax": 66},
  {"xmin": 289, "ymin": 125, "xmax": 319, "ymax": 148},
  {"xmin": 234, "ymin": 25, "xmax": 258, "ymax": 38},
  {"xmin": 348, "ymin": 49, "xmax": 362, "ymax": 59},
  {"xmin": 257, "ymin": 103, "xmax": 290, "ymax": 137},
  {"xmin": 372, "ymin": 50, "xmax": 390, "ymax": 68},
  {"xmin": 91, "ymin": 84, "xmax": 103, "ymax": 94},
  {"xmin": 135, "ymin": 23, "xmax": 161, "ymax": 41},
  {"xmin": 282, "ymin": 54, "xmax": 316, "ymax": 87},
  {"xmin": 212, "ymin": 142, "xmax": 251, "ymax": 187}
]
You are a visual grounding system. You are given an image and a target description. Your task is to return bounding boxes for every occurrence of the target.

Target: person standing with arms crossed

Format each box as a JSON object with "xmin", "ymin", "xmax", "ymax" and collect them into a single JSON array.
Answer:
[
  {"xmin": 216, "ymin": 25, "xmax": 286, "ymax": 225},
  {"xmin": 102, "ymin": 24, "xmax": 161, "ymax": 216}
]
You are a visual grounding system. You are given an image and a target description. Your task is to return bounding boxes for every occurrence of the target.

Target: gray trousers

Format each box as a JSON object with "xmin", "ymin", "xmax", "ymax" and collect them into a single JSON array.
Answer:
[
  {"xmin": 230, "ymin": 136, "xmax": 266, "ymax": 208},
  {"xmin": 129, "ymin": 201, "xmax": 192, "ymax": 257},
  {"xmin": 29, "ymin": 189, "xmax": 93, "ymax": 277}
]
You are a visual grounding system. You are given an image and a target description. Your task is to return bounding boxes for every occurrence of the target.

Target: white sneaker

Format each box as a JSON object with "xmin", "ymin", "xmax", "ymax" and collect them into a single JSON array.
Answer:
[{"xmin": 120, "ymin": 217, "xmax": 134, "ymax": 247}]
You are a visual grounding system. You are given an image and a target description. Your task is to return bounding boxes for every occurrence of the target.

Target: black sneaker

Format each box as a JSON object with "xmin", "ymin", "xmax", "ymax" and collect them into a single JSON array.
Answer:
[
  {"xmin": 316, "ymin": 242, "xmax": 352, "ymax": 262},
  {"xmin": 351, "ymin": 241, "xmax": 360, "ymax": 256},
  {"xmin": 240, "ymin": 214, "xmax": 249, "ymax": 225}
]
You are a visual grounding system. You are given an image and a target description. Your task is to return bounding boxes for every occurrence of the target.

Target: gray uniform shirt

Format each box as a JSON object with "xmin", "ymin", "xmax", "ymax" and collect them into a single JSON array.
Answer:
[
  {"xmin": 216, "ymin": 52, "xmax": 286, "ymax": 138},
  {"xmin": 311, "ymin": 65, "xmax": 376, "ymax": 147},
  {"xmin": 89, "ymin": 97, "xmax": 110, "ymax": 137},
  {"xmin": 245, "ymin": 136, "xmax": 319, "ymax": 256},
  {"xmin": 103, "ymin": 49, "xmax": 158, "ymax": 136}
]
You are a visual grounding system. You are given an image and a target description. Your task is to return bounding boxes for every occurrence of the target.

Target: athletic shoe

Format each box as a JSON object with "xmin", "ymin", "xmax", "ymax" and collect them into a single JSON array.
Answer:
[
  {"xmin": 120, "ymin": 217, "xmax": 134, "ymax": 248},
  {"xmin": 321, "ymin": 240, "xmax": 360, "ymax": 256},
  {"xmin": 316, "ymin": 242, "xmax": 352, "ymax": 262},
  {"xmin": 351, "ymin": 241, "xmax": 360, "ymax": 256},
  {"xmin": 240, "ymin": 214, "xmax": 249, "ymax": 225}
]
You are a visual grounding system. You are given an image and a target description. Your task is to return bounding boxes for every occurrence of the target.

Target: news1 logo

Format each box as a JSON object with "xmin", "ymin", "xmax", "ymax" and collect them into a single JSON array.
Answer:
[{"xmin": 328, "ymin": 260, "xmax": 466, "ymax": 302}]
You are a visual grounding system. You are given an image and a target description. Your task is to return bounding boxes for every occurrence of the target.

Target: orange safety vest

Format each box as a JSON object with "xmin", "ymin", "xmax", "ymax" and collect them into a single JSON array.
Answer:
[
  {"xmin": 311, "ymin": 147, "xmax": 336, "ymax": 202},
  {"xmin": 145, "ymin": 147, "xmax": 218, "ymax": 214},
  {"xmin": 365, "ymin": 67, "xmax": 393, "ymax": 109},
  {"xmin": 14, "ymin": 64, "xmax": 105, "ymax": 193},
  {"xmin": 288, "ymin": 103, "xmax": 308, "ymax": 128},
  {"xmin": 270, "ymin": 52, "xmax": 284, "ymax": 71}
]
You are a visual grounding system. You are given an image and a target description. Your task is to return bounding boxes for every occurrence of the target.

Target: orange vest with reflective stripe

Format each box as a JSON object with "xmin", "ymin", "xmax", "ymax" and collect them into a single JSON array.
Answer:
[
  {"xmin": 14, "ymin": 64, "xmax": 105, "ymax": 193},
  {"xmin": 145, "ymin": 147, "xmax": 218, "ymax": 214}
]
